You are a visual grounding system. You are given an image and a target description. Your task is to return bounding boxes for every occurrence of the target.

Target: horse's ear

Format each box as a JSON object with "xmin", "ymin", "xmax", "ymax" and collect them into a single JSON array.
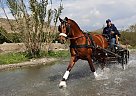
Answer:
[
  {"xmin": 59, "ymin": 17, "xmax": 63, "ymax": 22},
  {"xmin": 64, "ymin": 17, "xmax": 68, "ymax": 22}
]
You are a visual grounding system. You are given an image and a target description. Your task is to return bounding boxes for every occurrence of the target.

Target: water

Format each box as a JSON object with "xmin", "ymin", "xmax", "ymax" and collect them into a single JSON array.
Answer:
[{"xmin": 0, "ymin": 52, "xmax": 136, "ymax": 96}]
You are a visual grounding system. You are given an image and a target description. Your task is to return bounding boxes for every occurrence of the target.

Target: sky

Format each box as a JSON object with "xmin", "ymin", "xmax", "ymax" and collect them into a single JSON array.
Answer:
[
  {"xmin": 59, "ymin": 0, "xmax": 136, "ymax": 31},
  {"xmin": 0, "ymin": 0, "xmax": 136, "ymax": 31}
]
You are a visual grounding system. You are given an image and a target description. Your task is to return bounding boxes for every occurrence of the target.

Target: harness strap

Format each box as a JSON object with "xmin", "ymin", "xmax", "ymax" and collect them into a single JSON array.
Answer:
[
  {"xmin": 67, "ymin": 35, "xmax": 84, "ymax": 40},
  {"xmin": 88, "ymin": 34, "xmax": 96, "ymax": 47},
  {"xmin": 70, "ymin": 33, "xmax": 94, "ymax": 48},
  {"xmin": 70, "ymin": 44, "xmax": 93, "ymax": 48}
]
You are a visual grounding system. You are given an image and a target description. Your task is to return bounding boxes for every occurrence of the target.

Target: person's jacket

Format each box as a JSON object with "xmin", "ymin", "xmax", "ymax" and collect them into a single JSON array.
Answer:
[{"xmin": 103, "ymin": 24, "xmax": 120, "ymax": 38}]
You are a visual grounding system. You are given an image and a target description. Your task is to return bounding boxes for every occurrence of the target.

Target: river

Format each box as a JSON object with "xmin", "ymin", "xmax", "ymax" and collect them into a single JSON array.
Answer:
[{"xmin": 0, "ymin": 52, "xmax": 136, "ymax": 96}]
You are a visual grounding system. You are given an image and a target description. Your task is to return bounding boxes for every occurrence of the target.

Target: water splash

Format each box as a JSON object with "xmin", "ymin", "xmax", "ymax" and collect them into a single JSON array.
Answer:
[{"xmin": 95, "ymin": 67, "xmax": 110, "ymax": 80}]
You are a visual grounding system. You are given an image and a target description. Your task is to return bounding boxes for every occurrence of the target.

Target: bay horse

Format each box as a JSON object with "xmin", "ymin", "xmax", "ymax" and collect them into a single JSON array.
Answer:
[{"xmin": 58, "ymin": 17, "xmax": 108, "ymax": 88}]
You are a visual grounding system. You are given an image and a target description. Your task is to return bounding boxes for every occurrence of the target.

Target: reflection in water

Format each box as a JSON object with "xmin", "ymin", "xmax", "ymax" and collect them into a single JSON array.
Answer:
[{"xmin": 0, "ymin": 52, "xmax": 136, "ymax": 96}]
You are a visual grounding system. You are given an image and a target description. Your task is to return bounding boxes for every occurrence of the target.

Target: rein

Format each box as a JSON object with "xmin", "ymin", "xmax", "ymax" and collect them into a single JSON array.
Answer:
[{"xmin": 67, "ymin": 35, "xmax": 85, "ymax": 40}]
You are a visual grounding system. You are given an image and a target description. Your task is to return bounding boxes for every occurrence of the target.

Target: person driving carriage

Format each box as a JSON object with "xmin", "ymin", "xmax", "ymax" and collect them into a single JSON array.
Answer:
[{"xmin": 102, "ymin": 19, "xmax": 121, "ymax": 50}]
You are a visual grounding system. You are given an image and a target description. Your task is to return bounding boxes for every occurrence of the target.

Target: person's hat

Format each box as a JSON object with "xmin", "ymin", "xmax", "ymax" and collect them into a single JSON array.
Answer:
[{"xmin": 106, "ymin": 19, "xmax": 111, "ymax": 23}]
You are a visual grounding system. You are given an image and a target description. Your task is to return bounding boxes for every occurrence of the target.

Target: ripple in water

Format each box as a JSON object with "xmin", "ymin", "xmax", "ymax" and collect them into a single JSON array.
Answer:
[{"xmin": 128, "ymin": 60, "xmax": 136, "ymax": 68}]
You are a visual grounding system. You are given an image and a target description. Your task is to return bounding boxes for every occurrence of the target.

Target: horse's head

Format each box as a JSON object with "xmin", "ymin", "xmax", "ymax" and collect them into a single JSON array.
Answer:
[{"xmin": 58, "ymin": 17, "xmax": 71, "ymax": 44}]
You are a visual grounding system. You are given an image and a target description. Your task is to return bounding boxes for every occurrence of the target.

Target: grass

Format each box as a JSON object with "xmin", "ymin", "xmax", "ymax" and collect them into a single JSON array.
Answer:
[
  {"xmin": 47, "ymin": 50, "xmax": 70, "ymax": 58},
  {"xmin": 0, "ymin": 52, "xmax": 29, "ymax": 65},
  {"xmin": 0, "ymin": 50, "xmax": 70, "ymax": 65}
]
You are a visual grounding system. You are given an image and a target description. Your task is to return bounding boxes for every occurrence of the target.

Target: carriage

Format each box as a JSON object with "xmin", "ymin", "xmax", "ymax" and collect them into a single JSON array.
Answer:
[{"xmin": 92, "ymin": 43, "xmax": 129, "ymax": 69}]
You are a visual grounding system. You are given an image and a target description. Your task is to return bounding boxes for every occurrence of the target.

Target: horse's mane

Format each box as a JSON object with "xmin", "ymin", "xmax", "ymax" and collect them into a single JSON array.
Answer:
[{"xmin": 69, "ymin": 19, "xmax": 82, "ymax": 32}]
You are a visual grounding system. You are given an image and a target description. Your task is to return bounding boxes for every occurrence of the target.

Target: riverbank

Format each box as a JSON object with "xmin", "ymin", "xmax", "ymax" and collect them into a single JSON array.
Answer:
[
  {"xmin": 0, "ymin": 50, "xmax": 69, "ymax": 71},
  {"xmin": 0, "ymin": 57, "xmax": 58, "ymax": 71}
]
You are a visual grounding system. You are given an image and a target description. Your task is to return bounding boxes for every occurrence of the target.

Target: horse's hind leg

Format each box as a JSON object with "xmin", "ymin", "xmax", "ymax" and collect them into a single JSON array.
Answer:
[
  {"xmin": 100, "ymin": 57, "xmax": 107, "ymax": 70},
  {"xmin": 101, "ymin": 52, "xmax": 108, "ymax": 70},
  {"xmin": 59, "ymin": 56, "xmax": 77, "ymax": 88},
  {"xmin": 87, "ymin": 57, "xmax": 98, "ymax": 78}
]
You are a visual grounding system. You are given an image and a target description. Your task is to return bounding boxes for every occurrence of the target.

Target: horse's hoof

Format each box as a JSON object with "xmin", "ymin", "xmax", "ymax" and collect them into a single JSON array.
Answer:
[
  {"xmin": 94, "ymin": 72, "xmax": 98, "ymax": 78},
  {"xmin": 122, "ymin": 65, "xmax": 126, "ymax": 70},
  {"xmin": 59, "ymin": 81, "xmax": 67, "ymax": 88},
  {"xmin": 93, "ymin": 72, "xmax": 101, "ymax": 80}
]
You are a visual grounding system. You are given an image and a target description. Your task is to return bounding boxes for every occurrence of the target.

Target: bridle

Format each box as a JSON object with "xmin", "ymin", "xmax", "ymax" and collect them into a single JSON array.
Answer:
[
  {"xmin": 58, "ymin": 18, "xmax": 95, "ymax": 49},
  {"xmin": 59, "ymin": 21, "xmax": 85, "ymax": 40}
]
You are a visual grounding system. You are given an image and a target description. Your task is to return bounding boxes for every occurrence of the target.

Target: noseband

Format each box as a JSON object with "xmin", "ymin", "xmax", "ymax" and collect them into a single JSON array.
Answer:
[{"xmin": 59, "ymin": 33, "xmax": 67, "ymax": 37}]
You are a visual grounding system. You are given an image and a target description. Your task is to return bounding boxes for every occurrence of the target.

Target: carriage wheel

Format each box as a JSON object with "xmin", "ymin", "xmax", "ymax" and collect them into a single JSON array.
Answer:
[
  {"xmin": 122, "ymin": 49, "xmax": 130, "ymax": 69},
  {"xmin": 121, "ymin": 51, "xmax": 126, "ymax": 69},
  {"xmin": 127, "ymin": 50, "xmax": 129, "ymax": 59},
  {"xmin": 125, "ymin": 52, "xmax": 128, "ymax": 64},
  {"xmin": 121, "ymin": 56, "xmax": 125, "ymax": 69},
  {"xmin": 125, "ymin": 50, "xmax": 129, "ymax": 64}
]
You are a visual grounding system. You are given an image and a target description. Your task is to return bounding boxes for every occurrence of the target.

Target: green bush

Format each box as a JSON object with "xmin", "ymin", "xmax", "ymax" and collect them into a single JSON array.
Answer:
[
  {"xmin": 0, "ymin": 26, "xmax": 11, "ymax": 43},
  {"xmin": 120, "ymin": 24, "xmax": 136, "ymax": 47},
  {"xmin": 0, "ymin": 26, "xmax": 22, "ymax": 43},
  {"xmin": 120, "ymin": 31, "xmax": 136, "ymax": 47},
  {"xmin": 7, "ymin": 33, "xmax": 22, "ymax": 43}
]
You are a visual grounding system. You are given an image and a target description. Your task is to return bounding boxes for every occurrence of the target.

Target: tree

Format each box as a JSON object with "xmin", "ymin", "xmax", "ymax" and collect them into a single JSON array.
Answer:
[
  {"xmin": 129, "ymin": 24, "xmax": 136, "ymax": 32},
  {"xmin": 0, "ymin": 0, "xmax": 63, "ymax": 58}
]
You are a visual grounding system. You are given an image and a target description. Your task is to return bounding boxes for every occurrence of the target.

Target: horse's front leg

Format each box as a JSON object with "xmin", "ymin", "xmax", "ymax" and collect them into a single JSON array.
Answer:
[{"xmin": 59, "ymin": 56, "xmax": 77, "ymax": 88}]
